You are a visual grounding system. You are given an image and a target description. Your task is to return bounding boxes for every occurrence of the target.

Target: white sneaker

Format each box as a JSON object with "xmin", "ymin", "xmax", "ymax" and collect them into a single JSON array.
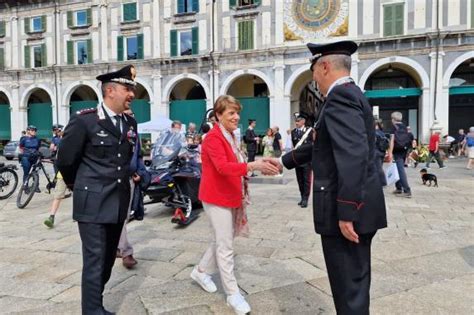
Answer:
[
  {"xmin": 227, "ymin": 293, "xmax": 251, "ymax": 315},
  {"xmin": 190, "ymin": 266, "xmax": 217, "ymax": 293}
]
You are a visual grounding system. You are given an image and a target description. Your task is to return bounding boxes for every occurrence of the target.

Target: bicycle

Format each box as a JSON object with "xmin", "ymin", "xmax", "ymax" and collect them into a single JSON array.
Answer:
[
  {"xmin": 16, "ymin": 152, "xmax": 56, "ymax": 209},
  {"xmin": 0, "ymin": 162, "xmax": 19, "ymax": 200}
]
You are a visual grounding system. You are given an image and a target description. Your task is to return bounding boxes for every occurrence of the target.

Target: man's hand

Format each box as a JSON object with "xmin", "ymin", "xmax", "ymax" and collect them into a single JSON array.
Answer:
[
  {"xmin": 262, "ymin": 157, "xmax": 283, "ymax": 171},
  {"xmin": 132, "ymin": 173, "xmax": 141, "ymax": 182},
  {"xmin": 339, "ymin": 220, "xmax": 359, "ymax": 243}
]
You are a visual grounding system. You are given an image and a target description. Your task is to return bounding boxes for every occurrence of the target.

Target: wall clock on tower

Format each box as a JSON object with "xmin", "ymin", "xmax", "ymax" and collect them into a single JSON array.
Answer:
[{"xmin": 284, "ymin": 0, "xmax": 349, "ymax": 41}]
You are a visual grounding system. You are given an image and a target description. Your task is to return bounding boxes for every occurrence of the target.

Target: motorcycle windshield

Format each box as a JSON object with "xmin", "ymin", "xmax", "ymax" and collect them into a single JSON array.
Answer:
[{"xmin": 151, "ymin": 131, "xmax": 186, "ymax": 167}]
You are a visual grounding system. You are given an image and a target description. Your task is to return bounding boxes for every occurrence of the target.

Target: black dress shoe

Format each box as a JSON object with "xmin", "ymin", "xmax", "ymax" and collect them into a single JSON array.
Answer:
[
  {"xmin": 301, "ymin": 200, "xmax": 308, "ymax": 208},
  {"xmin": 297, "ymin": 200, "xmax": 303, "ymax": 206}
]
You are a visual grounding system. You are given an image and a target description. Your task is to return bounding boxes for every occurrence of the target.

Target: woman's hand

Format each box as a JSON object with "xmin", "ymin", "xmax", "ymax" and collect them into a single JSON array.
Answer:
[{"xmin": 248, "ymin": 159, "xmax": 280, "ymax": 176}]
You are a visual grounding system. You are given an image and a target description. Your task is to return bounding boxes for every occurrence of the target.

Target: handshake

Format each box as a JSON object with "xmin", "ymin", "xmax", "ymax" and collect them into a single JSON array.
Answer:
[{"xmin": 248, "ymin": 158, "xmax": 282, "ymax": 176}]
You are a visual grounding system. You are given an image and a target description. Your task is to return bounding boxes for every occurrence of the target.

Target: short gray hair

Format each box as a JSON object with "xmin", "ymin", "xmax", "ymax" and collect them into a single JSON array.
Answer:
[
  {"xmin": 319, "ymin": 54, "xmax": 352, "ymax": 72},
  {"xmin": 101, "ymin": 82, "xmax": 117, "ymax": 97},
  {"xmin": 391, "ymin": 111, "xmax": 403, "ymax": 122}
]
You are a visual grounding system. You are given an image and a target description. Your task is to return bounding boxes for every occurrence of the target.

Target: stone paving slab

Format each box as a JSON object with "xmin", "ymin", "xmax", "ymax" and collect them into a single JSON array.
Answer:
[{"xmin": 0, "ymin": 157, "xmax": 473, "ymax": 314}]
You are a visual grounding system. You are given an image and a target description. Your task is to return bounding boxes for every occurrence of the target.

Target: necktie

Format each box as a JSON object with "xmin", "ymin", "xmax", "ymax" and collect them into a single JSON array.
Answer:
[{"xmin": 114, "ymin": 115, "xmax": 122, "ymax": 133}]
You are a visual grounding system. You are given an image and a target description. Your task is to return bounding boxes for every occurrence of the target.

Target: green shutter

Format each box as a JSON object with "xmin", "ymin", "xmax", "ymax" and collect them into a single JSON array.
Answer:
[
  {"xmin": 192, "ymin": 0, "xmax": 199, "ymax": 12},
  {"xmin": 87, "ymin": 39, "xmax": 92, "ymax": 63},
  {"xmin": 238, "ymin": 22, "xmax": 243, "ymax": 50},
  {"xmin": 254, "ymin": 0, "xmax": 261, "ymax": 6},
  {"xmin": 0, "ymin": 48, "xmax": 4, "ymax": 69},
  {"xmin": 86, "ymin": 8, "xmax": 92, "ymax": 26},
  {"xmin": 394, "ymin": 4, "xmax": 404, "ymax": 35},
  {"xmin": 123, "ymin": 3, "xmax": 137, "ymax": 21},
  {"xmin": 24, "ymin": 17, "xmax": 30, "ymax": 34},
  {"xmin": 192, "ymin": 27, "xmax": 199, "ymax": 55},
  {"xmin": 472, "ymin": 0, "xmax": 474, "ymax": 28},
  {"xmin": 248, "ymin": 20, "xmax": 254, "ymax": 49},
  {"xmin": 170, "ymin": 30, "xmax": 177, "ymax": 57},
  {"xmin": 41, "ymin": 15, "xmax": 46, "ymax": 32},
  {"xmin": 229, "ymin": 0, "xmax": 236, "ymax": 8},
  {"xmin": 0, "ymin": 21, "xmax": 5, "ymax": 37},
  {"xmin": 117, "ymin": 36, "xmax": 124, "ymax": 61},
  {"xmin": 137, "ymin": 33, "xmax": 144, "ymax": 59},
  {"xmin": 24, "ymin": 45, "xmax": 30, "ymax": 68},
  {"xmin": 383, "ymin": 5, "xmax": 393, "ymax": 36},
  {"xmin": 41, "ymin": 43, "xmax": 47, "ymax": 66},
  {"xmin": 67, "ymin": 40, "xmax": 74, "ymax": 64},
  {"xmin": 67, "ymin": 11, "xmax": 73, "ymax": 28}
]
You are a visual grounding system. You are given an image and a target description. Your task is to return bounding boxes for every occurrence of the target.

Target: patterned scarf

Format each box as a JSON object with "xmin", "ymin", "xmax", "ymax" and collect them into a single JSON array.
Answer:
[{"xmin": 218, "ymin": 123, "xmax": 250, "ymax": 238}]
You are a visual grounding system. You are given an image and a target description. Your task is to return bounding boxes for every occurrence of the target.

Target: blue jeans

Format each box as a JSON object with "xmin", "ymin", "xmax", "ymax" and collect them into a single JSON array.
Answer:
[
  {"xmin": 20, "ymin": 155, "xmax": 37, "ymax": 182},
  {"xmin": 394, "ymin": 154, "xmax": 410, "ymax": 193}
]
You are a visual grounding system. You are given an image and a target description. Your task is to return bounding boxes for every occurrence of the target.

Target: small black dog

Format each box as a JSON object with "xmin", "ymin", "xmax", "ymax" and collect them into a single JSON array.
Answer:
[{"xmin": 420, "ymin": 168, "xmax": 438, "ymax": 187}]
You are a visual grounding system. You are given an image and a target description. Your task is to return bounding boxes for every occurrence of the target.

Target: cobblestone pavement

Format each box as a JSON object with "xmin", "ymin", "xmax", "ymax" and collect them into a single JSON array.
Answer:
[{"xmin": 0, "ymin": 157, "xmax": 473, "ymax": 314}]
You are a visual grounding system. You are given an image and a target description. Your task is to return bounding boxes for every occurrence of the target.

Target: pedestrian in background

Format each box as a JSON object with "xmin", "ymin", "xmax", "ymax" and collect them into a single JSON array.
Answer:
[
  {"xmin": 19, "ymin": 125, "xmax": 41, "ymax": 184},
  {"xmin": 465, "ymin": 127, "xmax": 474, "ymax": 169},
  {"xmin": 191, "ymin": 95, "xmax": 279, "ymax": 315},
  {"xmin": 387, "ymin": 111, "xmax": 412, "ymax": 198},
  {"xmin": 272, "ymin": 126, "xmax": 283, "ymax": 158},
  {"xmin": 374, "ymin": 119, "xmax": 388, "ymax": 186},
  {"xmin": 426, "ymin": 130, "xmax": 446, "ymax": 169},
  {"xmin": 244, "ymin": 119, "xmax": 259, "ymax": 177},
  {"xmin": 262, "ymin": 128, "xmax": 275, "ymax": 157},
  {"xmin": 291, "ymin": 114, "xmax": 312, "ymax": 208}
]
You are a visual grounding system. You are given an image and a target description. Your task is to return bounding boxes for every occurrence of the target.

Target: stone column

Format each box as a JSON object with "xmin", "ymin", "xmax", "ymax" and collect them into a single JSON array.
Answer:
[
  {"xmin": 272, "ymin": 64, "xmax": 291, "ymax": 139},
  {"xmin": 10, "ymin": 83, "xmax": 23, "ymax": 138},
  {"xmin": 100, "ymin": 3, "xmax": 109, "ymax": 62},
  {"xmin": 429, "ymin": 51, "xmax": 446, "ymax": 138},
  {"xmin": 10, "ymin": 16, "xmax": 19, "ymax": 69},
  {"xmin": 208, "ymin": 69, "xmax": 219, "ymax": 109},
  {"xmin": 152, "ymin": 0, "xmax": 161, "ymax": 58},
  {"xmin": 151, "ymin": 74, "xmax": 164, "ymax": 142}
]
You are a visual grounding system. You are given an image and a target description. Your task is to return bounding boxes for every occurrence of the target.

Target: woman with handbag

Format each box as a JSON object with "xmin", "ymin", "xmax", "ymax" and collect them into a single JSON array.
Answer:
[{"xmin": 190, "ymin": 95, "xmax": 279, "ymax": 314}]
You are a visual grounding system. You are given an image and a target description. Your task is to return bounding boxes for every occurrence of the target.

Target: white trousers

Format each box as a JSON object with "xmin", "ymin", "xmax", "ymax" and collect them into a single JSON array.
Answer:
[{"xmin": 198, "ymin": 202, "xmax": 239, "ymax": 295}]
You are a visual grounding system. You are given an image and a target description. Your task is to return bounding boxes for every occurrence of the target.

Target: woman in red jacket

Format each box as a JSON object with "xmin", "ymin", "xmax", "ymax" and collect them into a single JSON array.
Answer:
[{"xmin": 190, "ymin": 95, "xmax": 278, "ymax": 314}]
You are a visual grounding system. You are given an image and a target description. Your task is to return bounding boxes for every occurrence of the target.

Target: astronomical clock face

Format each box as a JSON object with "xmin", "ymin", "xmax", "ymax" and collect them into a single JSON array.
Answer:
[{"xmin": 284, "ymin": 0, "xmax": 349, "ymax": 41}]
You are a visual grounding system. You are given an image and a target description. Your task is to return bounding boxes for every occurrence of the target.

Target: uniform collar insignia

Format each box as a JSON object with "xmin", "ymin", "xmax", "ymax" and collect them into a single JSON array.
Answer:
[
  {"xmin": 97, "ymin": 103, "xmax": 106, "ymax": 120},
  {"xmin": 96, "ymin": 131, "xmax": 109, "ymax": 137}
]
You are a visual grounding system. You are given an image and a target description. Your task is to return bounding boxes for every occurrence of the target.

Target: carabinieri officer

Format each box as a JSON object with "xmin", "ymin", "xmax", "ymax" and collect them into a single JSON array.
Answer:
[
  {"xmin": 272, "ymin": 41, "xmax": 387, "ymax": 314},
  {"xmin": 57, "ymin": 65, "xmax": 138, "ymax": 315}
]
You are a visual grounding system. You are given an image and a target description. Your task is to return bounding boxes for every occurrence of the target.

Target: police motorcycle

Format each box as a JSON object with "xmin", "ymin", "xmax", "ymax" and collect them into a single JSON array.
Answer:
[{"xmin": 144, "ymin": 130, "xmax": 202, "ymax": 226}]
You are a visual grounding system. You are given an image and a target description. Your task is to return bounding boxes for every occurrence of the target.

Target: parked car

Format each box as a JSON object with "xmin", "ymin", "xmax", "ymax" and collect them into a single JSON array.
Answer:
[
  {"xmin": 3, "ymin": 141, "xmax": 20, "ymax": 160},
  {"xmin": 2, "ymin": 140, "xmax": 51, "ymax": 160}
]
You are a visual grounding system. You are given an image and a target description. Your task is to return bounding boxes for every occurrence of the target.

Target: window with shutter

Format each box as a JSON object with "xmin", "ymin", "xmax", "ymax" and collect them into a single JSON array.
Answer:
[
  {"xmin": 137, "ymin": 34, "xmax": 144, "ymax": 59},
  {"xmin": 170, "ymin": 30, "xmax": 178, "ymax": 57},
  {"xmin": 24, "ymin": 45, "xmax": 30, "ymax": 68},
  {"xmin": 41, "ymin": 16, "xmax": 46, "ymax": 32},
  {"xmin": 24, "ymin": 17, "xmax": 30, "ymax": 34},
  {"xmin": 41, "ymin": 43, "xmax": 47, "ymax": 67},
  {"xmin": 238, "ymin": 20, "xmax": 254, "ymax": 50},
  {"xmin": 33, "ymin": 45, "xmax": 42, "ymax": 67},
  {"xmin": 192, "ymin": 27, "xmax": 199, "ymax": 55},
  {"xmin": 236, "ymin": 0, "xmax": 259, "ymax": 7},
  {"xmin": 383, "ymin": 3, "xmax": 404, "ymax": 36},
  {"xmin": 67, "ymin": 41, "xmax": 74, "ymax": 64},
  {"xmin": 67, "ymin": 11, "xmax": 73, "ymax": 28},
  {"xmin": 0, "ymin": 21, "xmax": 5, "ymax": 37},
  {"xmin": 123, "ymin": 3, "xmax": 138, "ymax": 22},
  {"xmin": 126, "ymin": 36, "xmax": 138, "ymax": 60},
  {"xmin": 76, "ymin": 40, "xmax": 88, "ymax": 64},
  {"xmin": 179, "ymin": 30, "xmax": 192, "ymax": 56},
  {"xmin": 177, "ymin": 0, "xmax": 197, "ymax": 14},
  {"xmin": 86, "ymin": 8, "xmax": 92, "ymax": 26},
  {"xmin": 117, "ymin": 36, "xmax": 124, "ymax": 61},
  {"xmin": 0, "ymin": 48, "xmax": 4, "ymax": 69},
  {"xmin": 87, "ymin": 39, "xmax": 92, "ymax": 63}
]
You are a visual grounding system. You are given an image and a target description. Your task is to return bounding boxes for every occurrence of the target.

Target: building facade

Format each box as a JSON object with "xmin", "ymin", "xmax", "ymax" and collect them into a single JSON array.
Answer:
[{"xmin": 0, "ymin": 0, "xmax": 473, "ymax": 142}]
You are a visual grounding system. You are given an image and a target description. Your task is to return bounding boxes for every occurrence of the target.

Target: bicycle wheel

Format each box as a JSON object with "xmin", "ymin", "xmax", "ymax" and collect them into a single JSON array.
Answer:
[
  {"xmin": 16, "ymin": 172, "xmax": 39, "ymax": 209},
  {"xmin": 0, "ymin": 168, "xmax": 19, "ymax": 200}
]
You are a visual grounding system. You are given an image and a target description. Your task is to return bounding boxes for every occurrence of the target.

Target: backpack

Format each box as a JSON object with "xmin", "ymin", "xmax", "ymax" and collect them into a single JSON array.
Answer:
[
  {"xmin": 467, "ymin": 137, "xmax": 474, "ymax": 147},
  {"xmin": 393, "ymin": 124, "xmax": 412, "ymax": 151},
  {"xmin": 375, "ymin": 130, "xmax": 390, "ymax": 153}
]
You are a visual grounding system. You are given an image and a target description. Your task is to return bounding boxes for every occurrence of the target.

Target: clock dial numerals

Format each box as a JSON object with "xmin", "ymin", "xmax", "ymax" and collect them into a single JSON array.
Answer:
[{"xmin": 285, "ymin": 0, "xmax": 349, "ymax": 40}]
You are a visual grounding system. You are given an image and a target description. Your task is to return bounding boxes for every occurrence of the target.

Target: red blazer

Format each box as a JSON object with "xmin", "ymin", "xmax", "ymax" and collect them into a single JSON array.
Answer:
[{"xmin": 199, "ymin": 125, "xmax": 247, "ymax": 208}]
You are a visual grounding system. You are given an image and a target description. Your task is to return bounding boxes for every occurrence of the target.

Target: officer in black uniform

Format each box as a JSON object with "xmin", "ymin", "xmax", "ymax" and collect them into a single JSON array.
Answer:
[
  {"xmin": 269, "ymin": 41, "xmax": 387, "ymax": 314},
  {"xmin": 291, "ymin": 113, "xmax": 312, "ymax": 208},
  {"xmin": 245, "ymin": 119, "xmax": 259, "ymax": 176},
  {"xmin": 57, "ymin": 65, "xmax": 138, "ymax": 315}
]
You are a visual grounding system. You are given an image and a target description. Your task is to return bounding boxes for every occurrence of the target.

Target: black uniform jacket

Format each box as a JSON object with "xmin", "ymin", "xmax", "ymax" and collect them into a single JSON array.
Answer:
[
  {"xmin": 57, "ymin": 105, "xmax": 138, "ymax": 224},
  {"xmin": 282, "ymin": 82, "xmax": 387, "ymax": 235},
  {"xmin": 245, "ymin": 128, "xmax": 258, "ymax": 152}
]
